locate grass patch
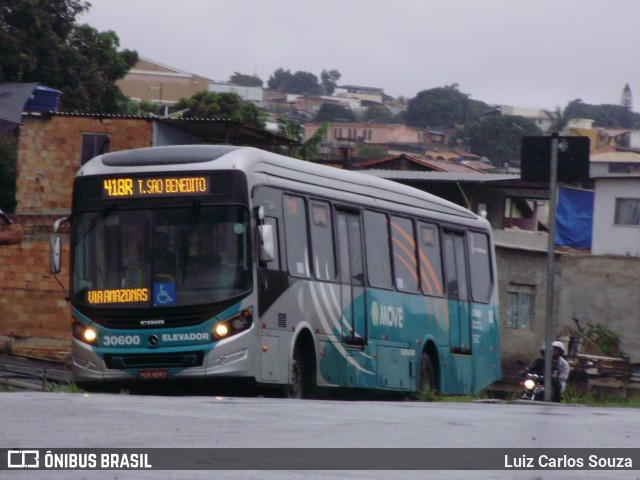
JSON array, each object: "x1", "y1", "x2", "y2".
[
  {"x1": 412, "y1": 385, "x2": 439, "y2": 402},
  {"x1": 43, "y1": 380, "x2": 84, "y2": 394},
  {"x1": 411, "y1": 388, "x2": 493, "y2": 403},
  {"x1": 562, "y1": 385, "x2": 640, "y2": 407}
]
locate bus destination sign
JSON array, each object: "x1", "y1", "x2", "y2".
[{"x1": 102, "y1": 176, "x2": 210, "y2": 198}]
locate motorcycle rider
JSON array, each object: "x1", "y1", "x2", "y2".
[{"x1": 524, "y1": 340, "x2": 570, "y2": 402}]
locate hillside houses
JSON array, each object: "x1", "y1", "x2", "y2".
[{"x1": 1, "y1": 58, "x2": 639, "y2": 373}]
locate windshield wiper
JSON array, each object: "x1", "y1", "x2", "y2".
[
  {"x1": 182, "y1": 200, "x2": 201, "y2": 281},
  {"x1": 73, "y1": 204, "x2": 117, "y2": 246}
]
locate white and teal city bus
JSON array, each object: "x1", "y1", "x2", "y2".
[{"x1": 51, "y1": 145, "x2": 500, "y2": 397}]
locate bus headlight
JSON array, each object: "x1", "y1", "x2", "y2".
[
  {"x1": 212, "y1": 308, "x2": 253, "y2": 341},
  {"x1": 72, "y1": 320, "x2": 98, "y2": 346},
  {"x1": 214, "y1": 323, "x2": 229, "y2": 339}
]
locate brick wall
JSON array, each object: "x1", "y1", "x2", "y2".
[
  {"x1": 1, "y1": 114, "x2": 153, "y2": 361},
  {"x1": 17, "y1": 115, "x2": 153, "y2": 214}
]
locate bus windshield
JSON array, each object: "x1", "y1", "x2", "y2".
[{"x1": 71, "y1": 204, "x2": 251, "y2": 308}]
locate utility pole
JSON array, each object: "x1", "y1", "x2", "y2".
[
  {"x1": 520, "y1": 132, "x2": 590, "y2": 403},
  {"x1": 543, "y1": 132, "x2": 559, "y2": 402}
]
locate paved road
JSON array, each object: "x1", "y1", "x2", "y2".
[{"x1": 1, "y1": 392, "x2": 639, "y2": 479}]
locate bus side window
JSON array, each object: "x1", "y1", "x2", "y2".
[
  {"x1": 469, "y1": 232, "x2": 493, "y2": 303},
  {"x1": 309, "y1": 201, "x2": 336, "y2": 281},
  {"x1": 363, "y1": 210, "x2": 393, "y2": 289},
  {"x1": 390, "y1": 216, "x2": 419, "y2": 293},
  {"x1": 264, "y1": 217, "x2": 281, "y2": 271},
  {"x1": 443, "y1": 232, "x2": 469, "y2": 301},
  {"x1": 283, "y1": 195, "x2": 311, "y2": 278},
  {"x1": 418, "y1": 222, "x2": 444, "y2": 297}
]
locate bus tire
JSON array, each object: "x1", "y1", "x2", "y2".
[
  {"x1": 285, "y1": 344, "x2": 315, "y2": 399},
  {"x1": 418, "y1": 353, "x2": 436, "y2": 394}
]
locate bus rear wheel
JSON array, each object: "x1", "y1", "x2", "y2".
[{"x1": 417, "y1": 353, "x2": 437, "y2": 399}]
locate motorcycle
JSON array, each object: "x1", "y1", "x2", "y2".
[{"x1": 519, "y1": 372, "x2": 545, "y2": 401}]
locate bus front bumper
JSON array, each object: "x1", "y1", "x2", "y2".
[{"x1": 71, "y1": 332, "x2": 254, "y2": 384}]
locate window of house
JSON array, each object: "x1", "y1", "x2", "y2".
[
  {"x1": 506, "y1": 284, "x2": 534, "y2": 329},
  {"x1": 614, "y1": 198, "x2": 640, "y2": 226},
  {"x1": 80, "y1": 133, "x2": 110, "y2": 165}
]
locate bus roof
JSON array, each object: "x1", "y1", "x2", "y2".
[{"x1": 82, "y1": 145, "x2": 482, "y2": 223}]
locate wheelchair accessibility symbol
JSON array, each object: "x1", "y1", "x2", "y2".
[{"x1": 153, "y1": 282, "x2": 176, "y2": 306}]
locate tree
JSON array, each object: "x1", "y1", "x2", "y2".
[
  {"x1": 0, "y1": 0, "x2": 137, "y2": 113},
  {"x1": 0, "y1": 0, "x2": 86, "y2": 83},
  {"x1": 268, "y1": 68, "x2": 293, "y2": 92},
  {"x1": 175, "y1": 91, "x2": 265, "y2": 128},
  {"x1": 314, "y1": 104, "x2": 357, "y2": 122},
  {"x1": 563, "y1": 98, "x2": 640, "y2": 129},
  {"x1": 363, "y1": 105, "x2": 394, "y2": 123},
  {"x1": 288, "y1": 71, "x2": 322, "y2": 95},
  {"x1": 229, "y1": 72, "x2": 263, "y2": 87},
  {"x1": 405, "y1": 84, "x2": 489, "y2": 129},
  {"x1": 267, "y1": 68, "x2": 323, "y2": 95},
  {"x1": 277, "y1": 119, "x2": 328, "y2": 160},
  {"x1": 543, "y1": 106, "x2": 571, "y2": 133},
  {"x1": 457, "y1": 115, "x2": 543, "y2": 167},
  {"x1": 62, "y1": 25, "x2": 138, "y2": 112},
  {"x1": 320, "y1": 69, "x2": 341, "y2": 95}
]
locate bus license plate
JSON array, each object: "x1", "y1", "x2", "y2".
[{"x1": 139, "y1": 369, "x2": 168, "y2": 380}]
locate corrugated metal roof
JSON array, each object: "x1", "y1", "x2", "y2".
[
  {"x1": 362, "y1": 170, "x2": 520, "y2": 183},
  {"x1": 493, "y1": 229, "x2": 576, "y2": 255},
  {"x1": 23, "y1": 112, "x2": 298, "y2": 147}
]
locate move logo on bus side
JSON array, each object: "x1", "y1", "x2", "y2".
[{"x1": 370, "y1": 301, "x2": 405, "y2": 328}]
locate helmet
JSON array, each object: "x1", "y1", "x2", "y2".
[
  {"x1": 540, "y1": 341, "x2": 566, "y2": 355},
  {"x1": 552, "y1": 341, "x2": 565, "y2": 355}
]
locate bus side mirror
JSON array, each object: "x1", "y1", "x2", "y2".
[
  {"x1": 53, "y1": 216, "x2": 68, "y2": 233},
  {"x1": 50, "y1": 216, "x2": 68, "y2": 274},
  {"x1": 258, "y1": 224, "x2": 275, "y2": 263},
  {"x1": 50, "y1": 236, "x2": 62, "y2": 274}
]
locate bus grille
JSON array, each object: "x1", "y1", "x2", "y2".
[
  {"x1": 104, "y1": 351, "x2": 204, "y2": 369},
  {"x1": 277, "y1": 313, "x2": 287, "y2": 329},
  {"x1": 98, "y1": 313, "x2": 209, "y2": 330}
]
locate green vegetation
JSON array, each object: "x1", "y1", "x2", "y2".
[
  {"x1": 229, "y1": 72, "x2": 263, "y2": 88},
  {"x1": 562, "y1": 385, "x2": 640, "y2": 407},
  {"x1": 582, "y1": 323, "x2": 629, "y2": 360},
  {"x1": 457, "y1": 115, "x2": 543, "y2": 167},
  {"x1": 412, "y1": 384, "x2": 640, "y2": 408},
  {"x1": 412, "y1": 385, "x2": 439, "y2": 402},
  {"x1": 43, "y1": 380, "x2": 83, "y2": 393},
  {"x1": 268, "y1": 68, "x2": 341, "y2": 95},
  {"x1": 1, "y1": 0, "x2": 138, "y2": 113},
  {"x1": 175, "y1": 91, "x2": 265, "y2": 128}
]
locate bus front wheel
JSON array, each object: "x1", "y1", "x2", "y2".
[{"x1": 285, "y1": 345, "x2": 314, "y2": 399}]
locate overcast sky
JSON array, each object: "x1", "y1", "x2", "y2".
[{"x1": 80, "y1": 0, "x2": 640, "y2": 111}]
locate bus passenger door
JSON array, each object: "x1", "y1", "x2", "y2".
[
  {"x1": 443, "y1": 231, "x2": 471, "y2": 354},
  {"x1": 336, "y1": 211, "x2": 367, "y2": 346}
]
